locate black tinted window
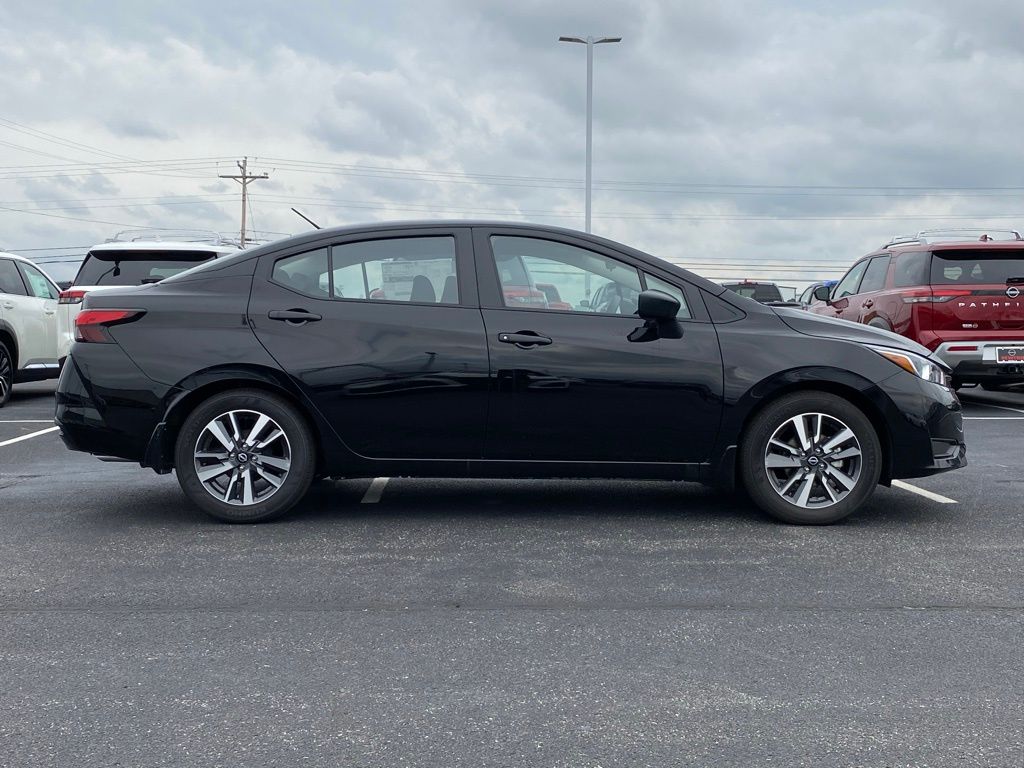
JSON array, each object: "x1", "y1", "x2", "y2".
[
  {"x1": 893, "y1": 251, "x2": 929, "y2": 288},
  {"x1": 858, "y1": 256, "x2": 890, "y2": 294},
  {"x1": 331, "y1": 237, "x2": 458, "y2": 304},
  {"x1": 271, "y1": 248, "x2": 330, "y2": 298},
  {"x1": 0, "y1": 259, "x2": 27, "y2": 296},
  {"x1": 75, "y1": 250, "x2": 218, "y2": 286},
  {"x1": 930, "y1": 249, "x2": 1024, "y2": 285},
  {"x1": 723, "y1": 283, "x2": 783, "y2": 302}
]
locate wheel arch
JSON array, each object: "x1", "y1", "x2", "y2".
[
  {"x1": 144, "y1": 365, "x2": 339, "y2": 474},
  {"x1": 723, "y1": 368, "x2": 895, "y2": 490},
  {"x1": 0, "y1": 321, "x2": 18, "y2": 369}
]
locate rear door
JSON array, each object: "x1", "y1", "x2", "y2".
[
  {"x1": 247, "y1": 227, "x2": 489, "y2": 461},
  {"x1": 16, "y1": 261, "x2": 61, "y2": 360},
  {"x1": 473, "y1": 227, "x2": 722, "y2": 465}
]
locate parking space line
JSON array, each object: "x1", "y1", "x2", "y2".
[
  {"x1": 0, "y1": 420, "x2": 55, "y2": 424},
  {"x1": 361, "y1": 477, "x2": 390, "y2": 504},
  {"x1": 0, "y1": 426, "x2": 60, "y2": 448},
  {"x1": 891, "y1": 479, "x2": 957, "y2": 504},
  {"x1": 964, "y1": 416, "x2": 1024, "y2": 420}
]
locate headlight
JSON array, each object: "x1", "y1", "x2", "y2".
[{"x1": 868, "y1": 345, "x2": 949, "y2": 387}]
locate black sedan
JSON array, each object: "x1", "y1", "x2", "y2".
[{"x1": 55, "y1": 222, "x2": 966, "y2": 524}]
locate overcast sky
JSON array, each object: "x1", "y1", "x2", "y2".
[{"x1": 2, "y1": 0, "x2": 1023, "y2": 285}]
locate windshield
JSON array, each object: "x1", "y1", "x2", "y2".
[
  {"x1": 930, "y1": 249, "x2": 1024, "y2": 285},
  {"x1": 74, "y1": 250, "x2": 219, "y2": 286},
  {"x1": 723, "y1": 283, "x2": 784, "y2": 302}
]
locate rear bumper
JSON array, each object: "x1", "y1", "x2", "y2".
[{"x1": 932, "y1": 340, "x2": 1024, "y2": 385}]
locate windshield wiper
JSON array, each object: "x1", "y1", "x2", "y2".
[{"x1": 1006, "y1": 276, "x2": 1024, "y2": 284}]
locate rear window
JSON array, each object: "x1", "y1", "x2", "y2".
[
  {"x1": 74, "y1": 250, "x2": 218, "y2": 287},
  {"x1": 930, "y1": 249, "x2": 1024, "y2": 285},
  {"x1": 723, "y1": 283, "x2": 783, "y2": 302}
]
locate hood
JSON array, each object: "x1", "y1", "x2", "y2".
[{"x1": 772, "y1": 307, "x2": 933, "y2": 357}]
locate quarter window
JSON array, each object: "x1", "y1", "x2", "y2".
[
  {"x1": 893, "y1": 251, "x2": 929, "y2": 288},
  {"x1": 18, "y1": 263, "x2": 59, "y2": 300},
  {"x1": 0, "y1": 259, "x2": 27, "y2": 296},
  {"x1": 272, "y1": 248, "x2": 330, "y2": 299},
  {"x1": 331, "y1": 237, "x2": 458, "y2": 304},
  {"x1": 644, "y1": 274, "x2": 692, "y2": 319},
  {"x1": 833, "y1": 260, "x2": 869, "y2": 299},
  {"x1": 490, "y1": 236, "x2": 642, "y2": 314}
]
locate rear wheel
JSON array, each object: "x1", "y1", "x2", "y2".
[
  {"x1": 174, "y1": 389, "x2": 316, "y2": 523},
  {"x1": 0, "y1": 341, "x2": 12, "y2": 408},
  {"x1": 739, "y1": 392, "x2": 882, "y2": 524}
]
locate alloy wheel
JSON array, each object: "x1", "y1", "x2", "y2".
[
  {"x1": 0, "y1": 347, "x2": 11, "y2": 402},
  {"x1": 763, "y1": 412, "x2": 863, "y2": 509},
  {"x1": 193, "y1": 409, "x2": 292, "y2": 506}
]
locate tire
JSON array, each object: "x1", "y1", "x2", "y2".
[
  {"x1": 173, "y1": 389, "x2": 316, "y2": 523},
  {"x1": 739, "y1": 392, "x2": 882, "y2": 525},
  {"x1": 866, "y1": 318, "x2": 892, "y2": 331},
  {"x1": 0, "y1": 341, "x2": 12, "y2": 408}
]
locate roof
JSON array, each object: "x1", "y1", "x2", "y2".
[
  {"x1": 0, "y1": 250, "x2": 31, "y2": 264},
  {"x1": 87, "y1": 241, "x2": 238, "y2": 254}
]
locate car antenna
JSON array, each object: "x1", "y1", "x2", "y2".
[{"x1": 291, "y1": 208, "x2": 321, "y2": 230}]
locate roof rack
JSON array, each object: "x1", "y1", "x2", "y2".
[
  {"x1": 106, "y1": 228, "x2": 227, "y2": 245},
  {"x1": 884, "y1": 228, "x2": 1024, "y2": 248}
]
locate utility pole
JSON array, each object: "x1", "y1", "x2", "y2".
[{"x1": 219, "y1": 157, "x2": 268, "y2": 248}]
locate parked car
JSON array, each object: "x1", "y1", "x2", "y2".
[
  {"x1": 0, "y1": 251, "x2": 64, "y2": 406},
  {"x1": 722, "y1": 280, "x2": 801, "y2": 307},
  {"x1": 798, "y1": 280, "x2": 837, "y2": 309},
  {"x1": 57, "y1": 231, "x2": 236, "y2": 361},
  {"x1": 810, "y1": 229, "x2": 1024, "y2": 390},
  {"x1": 56, "y1": 221, "x2": 965, "y2": 525}
]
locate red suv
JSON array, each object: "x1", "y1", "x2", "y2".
[{"x1": 810, "y1": 229, "x2": 1024, "y2": 390}]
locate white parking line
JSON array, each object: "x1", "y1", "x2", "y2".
[
  {"x1": 964, "y1": 416, "x2": 1024, "y2": 420},
  {"x1": 0, "y1": 420, "x2": 55, "y2": 424},
  {"x1": 0, "y1": 426, "x2": 60, "y2": 448},
  {"x1": 891, "y1": 479, "x2": 957, "y2": 504},
  {"x1": 361, "y1": 477, "x2": 390, "y2": 504}
]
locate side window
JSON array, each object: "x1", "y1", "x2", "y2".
[
  {"x1": 0, "y1": 259, "x2": 27, "y2": 296},
  {"x1": 331, "y1": 237, "x2": 458, "y2": 304},
  {"x1": 833, "y1": 260, "x2": 869, "y2": 300},
  {"x1": 893, "y1": 251, "x2": 929, "y2": 288},
  {"x1": 858, "y1": 256, "x2": 891, "y2": 295},
  {"x1": 490, "y1": 236, "x2": 642, "y2": 314},
  {"x1": 271, "y1": 248, "x2": 330, "y2": 299},
  {"x1": 18, "y1": 263, "x2": 59, "y2": 300},
  {"x1": 644, "y1": 274, "x2": 692, "y2": 319}
]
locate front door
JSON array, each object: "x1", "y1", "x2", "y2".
[
  {"x1": 827, "y1": 258, "x2": 870, "y2": 322},
  {"x1": 473, "y1": 229, "x2": 723, "y2": 465},
  {"x1": 247, "y1": 228, "x2": 489, "y2": 460}
]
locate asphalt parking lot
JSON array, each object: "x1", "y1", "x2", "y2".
[{"x1": 1, "y1": 382, "x2": 1022, "y2": 767}]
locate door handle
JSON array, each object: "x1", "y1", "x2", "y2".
[
  {"x1": 268, "y1": 309, "x2": 323, "y2": 324},
  {"x1": 44, "y1": 309, "x2": 56, "y2": 315},
  {"x1": 863, "y1": 299, "x2": 874, "y2": 308},
  {"x1": 498, "y1": 331, "x2": 552, "y2": 348},
  {"x1": 2, "y1": 301, "x2": 13, "y2": 310}
]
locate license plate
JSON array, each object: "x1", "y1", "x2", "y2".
[{"x1": 996, "y1": 346, "x2": 1024, "y2": 363}]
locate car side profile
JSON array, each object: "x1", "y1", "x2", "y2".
[
  {"x1": 0, "y1": 251, "x2": 65, "y2": 406},
  {"x1": 56, "y1": 222, "x2": 966, "y2": 524},
  {"x1": 810, "y1": 229, "x2": 1024, "y2": 390}
]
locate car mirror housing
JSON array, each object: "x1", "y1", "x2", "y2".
[
  {"x1": 812, "y1": 285, "x2": 832, "y2": 303},
  {"x1": 637, "y1": 289, "x2": 680, "y2": 321}
]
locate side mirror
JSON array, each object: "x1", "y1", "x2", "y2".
[
  {"x1": 578, "y1": 299, "x2": 590, "y2": 309},
  {"x1": 812, "y1": 285, "x2": 832, "y2": 303},
  {"x1": 637, "y1": 289, "x2": 680, "y2": 321}
]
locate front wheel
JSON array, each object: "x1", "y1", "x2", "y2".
[
  {"x1": 174, "y1": 389, "x2": 316, "y2": 523},
  {"x1": 739, "y1": 392, "x2": 882, "y2": 524}
]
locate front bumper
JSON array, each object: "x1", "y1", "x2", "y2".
[
  {"x1": 933, "y1": 340, "x2": 1024, "y2": 386},
  {"x1": 878, "y1": 370, "x2": 967, "y2": 479}
]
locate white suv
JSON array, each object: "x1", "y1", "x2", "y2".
[
  {"x1": 58, "y1": 232, "x2": 237, "y2": 346},
  {"x1": 0, "y1": 251, "x2": 65, "y2": 407}
]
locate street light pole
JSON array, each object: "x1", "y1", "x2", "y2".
[{"x1": 559, "y1": 35, "x2": 621, "y2": 233}]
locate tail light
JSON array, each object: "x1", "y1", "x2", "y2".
[
  {"x1": 59, "y1": 288, "x2": 88, "y2": 305},
  {"x1": 74, "y1": 309, "x2": 145, "y2": 343},
  {"x1": 900, "y1": 289, "x2": 972, "y2": 304}
]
